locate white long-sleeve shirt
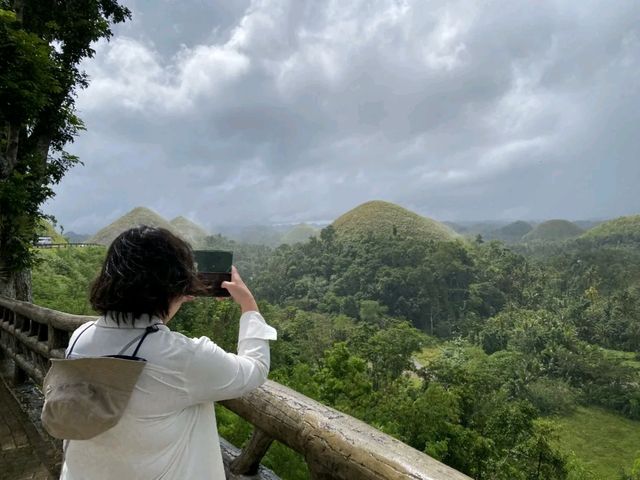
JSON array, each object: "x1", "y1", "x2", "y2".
[{"x1": 60, "y1": 310, "x2": 277, "y2": 480}]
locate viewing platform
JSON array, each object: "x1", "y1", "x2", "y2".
[{"x1": 0, "y1": 295, "x2": 471, "y2": 480}]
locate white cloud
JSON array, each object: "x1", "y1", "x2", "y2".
[
  {"x1": 46, "y1": 0, "x2": 640, "y2": 231},
  {"x1": 81, "y1": 35, "x2": 250, "y2": 114}
]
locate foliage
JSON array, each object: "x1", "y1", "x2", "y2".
[
  {"x1": 581, "y1": 215, "x2": 640, "y2": 247},
  {"x1": 30, "y1": 212, "x2": 640, "y2": 479},
  {"x1": 0, "y1": 0, "x2": 130, "y2": 276},
  {"x1": 254, "y1": 229, "x2": 478, "y2": 336},
  {"x1": 31, "y1": 246, "x2": 105, "y2": 314}
]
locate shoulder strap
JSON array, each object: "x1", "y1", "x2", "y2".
[
  {"x1": 117, "y1": 324, "x2": 162, "y2": 357},
  {"x1": 67, "y1": 321, "x2": 162, "y2": 358},
  {"x1": 66, "y1": 322, "x2": 97, "y2": 358}
]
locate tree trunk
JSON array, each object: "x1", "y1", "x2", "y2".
[{"x1": 0, "y1": 268, "x2": 32, "y2": 302}]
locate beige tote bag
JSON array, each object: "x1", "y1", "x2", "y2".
[{"x1": 41, "y1": 322, "x2": 160, "y2": 440}]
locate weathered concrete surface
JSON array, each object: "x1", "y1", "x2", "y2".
[{"x1": 0, "y1": 374, "x2": 58, "y2": 480}]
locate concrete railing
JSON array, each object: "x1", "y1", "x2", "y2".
[{"x1": 0, "y1": 296, "x2": 471, "y2": 480}]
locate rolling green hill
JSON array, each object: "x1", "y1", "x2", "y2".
[
  {"x1": 580, "y1": 215, "x2": 640, "y2": 246},
  {"x1": 88, "y1": 207, "x2": 178, "y2": 246},
  {"x1": 487, "y1": 220, "x2": 533, "y2": 243},
  {"x1": 522, "y1": 219, "x2": 584, "y2": 242},
  {"x1": 280, "y1": 224, "x2": 319, "y2": 245},
  {"x1": 170, "y1": 216, "x2": 209, "y2": 248},
  {"x1": 332, "y1": 200, "x2": 458, "y2": 242}
]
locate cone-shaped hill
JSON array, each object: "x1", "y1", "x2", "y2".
[
  {"x1": 332, "y1": 200, "x2": 458, "y2": 242},
  {"x1": 522, "y1": 219, "x2": 584, "y2": 242},
  {"x1": 580, "y1": 215, "x2": 640, "y2": 245},
  {"x1": 89, "y1": 207, "x2": 178, "y2": 246},
  {"x1": 280, "y1": 224, "x2": 319, "y2": 245},
  {"x1": 170, "y1": 216, "x2": 209, "y2": 248}
]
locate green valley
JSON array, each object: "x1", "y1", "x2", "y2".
[{"x1": 29, "y1": 201, "x2": 640, "y2": 480}]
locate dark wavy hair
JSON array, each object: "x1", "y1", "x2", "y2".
[{"x1": 89, "y1": 226, "x2": 206, "y2": 323}]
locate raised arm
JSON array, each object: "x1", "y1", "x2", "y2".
[{"x1": 184, "y1": 266, "x2": 277, "y2": 403}]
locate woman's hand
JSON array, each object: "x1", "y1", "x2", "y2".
[{"x1": 221, "y1": 265, "x2": 259, "y2": 313}]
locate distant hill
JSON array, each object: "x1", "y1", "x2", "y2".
[
  {"x1": 445, "y1": 221, "x2": 507, "y2": 238},
  {"x1": 170, "y1": 216, "x2": 209, "y2": 248},
  {"x1": 280, "y1": 224, "x2": 319, "y2": 245},
  {"x1": 580, "y1": 215, "x2": 640, "y2": 246},
  {"x1": 523, "y1": 220, "x2": 584, "y2": 242},
  {"x1": 574, "y1": 220, "x2": 604, "y2": 231},
  {"x1": 88, "y1": 207, "x2": 178, "y2": 246},
  {"x1": 332, "y1": 200, "x2": 458, "y2": 242},
  {"x1": 486, "y1": 221, "x2": 533, "y2": 243},
  {"x1": 64, "y1": 231, "x2": 91, "y2": 243},
  {"x1": 214, "y1": 225, "x2": 289, "y2": 246}
]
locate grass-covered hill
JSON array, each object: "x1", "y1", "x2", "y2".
[
  {"x1": 580, "y1": 215, "x2": 640, "y2": 246},
  {"x1": 522, "y1": 219, "x2": 584, "y2": 242},
  {"x1": 332, "y1": 200, "x2": 458, "y2": 242},
  {"x1": 170, "y1": 216, "x2": 209, "y2": 248},
  {"x1": 88, "y1": 207, "x2": 178, "y2": 246},
  {"x1": 486, "y1": 220, "x2": 533, "y2": 243},
  {"x1": 280, "y1": 223, "x2": 319, "y2": 245}
]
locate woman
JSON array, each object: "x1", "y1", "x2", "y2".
[{"x1": 60, "y1": 225, "x2": 277, "y2": 479}]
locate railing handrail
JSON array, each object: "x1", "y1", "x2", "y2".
[
  {"x1": 0, "y1": 295, "x2": 471, "y2": 480},
  {"x1": 34, "y1": 242, "x2": 101, "y2": 248}
]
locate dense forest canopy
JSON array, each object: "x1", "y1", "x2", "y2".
[{"x1": 32, "y1": 206, "x2": 640, "y2": 480}]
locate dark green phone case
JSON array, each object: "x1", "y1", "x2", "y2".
[{"x1": 193, "y1": 250, "x2": 233, "y2": 297}]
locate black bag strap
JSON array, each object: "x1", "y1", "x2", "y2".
[
  {"x1": 66, "y1": 322, "x2": 96, "y2": 358},
  {"x1": 119, "y1": 324, "x2": 161, "y2": 358},
  {"x1": 66, "y1": 321, "x2": 162, "y2": 359}
]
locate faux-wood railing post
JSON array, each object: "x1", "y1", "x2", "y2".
[
  {"x1": 13, "y1": 313, "x2": 27, "y2": 385},
  {"x1": 47, "y1": 324, "x2": 67, "y2": 353},
  {"x1": 308, "y1": 464, "x2": 334, "y2": 480},
  {"x1": 13, "y1": 362, "x2": 27, "y2": 385},
  {"x1": 230, "y1": 428, "x2": 274, "y2": 475}
]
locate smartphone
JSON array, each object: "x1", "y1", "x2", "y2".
[{"x1": 193, "y1": 250, "x2": 233, "y2": 297}]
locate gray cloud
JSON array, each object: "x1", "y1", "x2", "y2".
[{"x1": 44, "y1": 0, "x2": 640, "y2": 233}]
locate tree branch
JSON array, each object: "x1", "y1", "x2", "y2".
[{"x1": 0, "y1": 124, "x2": 21, "y2": 179}]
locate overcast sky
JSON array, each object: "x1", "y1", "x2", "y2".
[{"x1": 44, "y1": 0, "x2": 640, "y2": 234}]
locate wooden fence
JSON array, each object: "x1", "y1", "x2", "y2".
[{"x1": 0, "y1": 295, "x2": 471, "y2": 480}]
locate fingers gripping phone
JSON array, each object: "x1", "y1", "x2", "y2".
[{"x1": 193, "y1": 250, "x2": 233, "y2": 297}]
